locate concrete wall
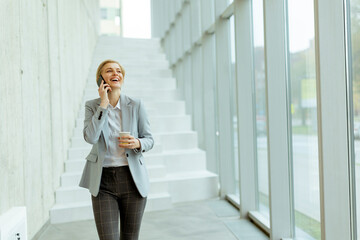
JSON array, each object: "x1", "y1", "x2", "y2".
[{"x1": 0, "y1": 0, "x2": 99, "y2": 238}]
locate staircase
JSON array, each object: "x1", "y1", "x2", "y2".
[{"x1": 50, "y1": 37, "x2": 219, "y2": 224}]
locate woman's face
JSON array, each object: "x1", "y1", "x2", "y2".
[{"x1": 101, "y1": 62, "x2": 124, "y2": 89}]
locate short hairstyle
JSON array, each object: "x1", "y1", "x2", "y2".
[{"x1": 96, "y1": 59, "x2": 125, "y2": 85}]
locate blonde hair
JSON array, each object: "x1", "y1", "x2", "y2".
[{"x1": 96, "y1": 59, "x2": 125, "y2": 84}]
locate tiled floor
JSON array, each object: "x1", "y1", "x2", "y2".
[{"x1": 37, "y1": 199, "x2": 268, "y2": 240}]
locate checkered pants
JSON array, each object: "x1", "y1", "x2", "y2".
[{"x1": 91, "y1": 166, "x2": 147, "y2": 240}]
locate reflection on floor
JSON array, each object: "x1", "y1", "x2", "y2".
[{"x1": 37, "y1": 199, "x2": 268, "y2": 240}]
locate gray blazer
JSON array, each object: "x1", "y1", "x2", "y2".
[{"x1": 79, "y1": 94, "x2": 154, "y2": 197}]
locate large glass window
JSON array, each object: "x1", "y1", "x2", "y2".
[
  {"x1": 287, "y1": 0, "x2": 321, "y2": 239},
  {"x1": 100, "y1": 8, "x2": 108, "y2": 19},
  {"x1": 349, "y1": 0, "x2": 360, "y2": 237},
  {"x1": 252, "y1": 0, "x2": 269, "y2": 218}
]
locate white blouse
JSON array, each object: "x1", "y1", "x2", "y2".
[{"x1": 101, "y1": 98, "x2": 128, "y2": 167}]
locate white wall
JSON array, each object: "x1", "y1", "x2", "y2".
[{"x1": 0, "y1": 0, "x2": 99, "y2": 238}]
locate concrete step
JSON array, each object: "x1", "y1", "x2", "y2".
[
  {"x1": 83, "y1": 88, "x2": 179, "y2": 101},
  {"x1": 95, "y1": 44, "x2": 163, "y2": 51},
  {"x1": 94, "y1": 44, "x2": 163, "y2": 52},
  {"x1": 73, "y1": 115, "x2": 192, "y2": 135},
  {"x1": 87, "y1": 67, "x2": 172, "y2": 77},
  {"x1": 50, "y1": 201, "x2": 93, "y2": 224},
  {"x1": 89, "y1": 62, "x2": 170, "y2": 72},
  {"x1": 145, "y1": 149, "x2": 207, "y2": 173},
  {"x1": 92, "y1": 52, "x2": 164, "y2": 61},
  {"x1": 67, "y1": 146, "x2": 91, "y2": 159},
  {"x1": 60, "y1": 171, "x2": 169, "y2": 192},
  {"x1": 65, "y1": 152, "x2": 167, "y2": 175},
  {"x1": 90, "y1": 59, "x2": 169, "y2": 69},
  {"x1": 70, "y1": 133, "x2": 164, "y2": 153},
  {"x1": 95, "y1": 41, "x2": 163, "y2": 48},
  {"x1": 56, "y1": 165, "x2": 166, "y2": 204},
  {"x1": 121, "y1": 91, "x2": 181, "y2": 102},
  {"x1": 77, "y1": 101, "x2": 186, "y2": 119},
  {"x1": 65, "y1": 149, "x2": 205, "y2": 173},
  {"x1": 94, "y1": 52, "x2": 164, "y2": 57},
  {"x1": 88, "y1": 73, "x2": 173, "y2": 81},
  {"x1": 120, "y1": 60, "x2": 168, "y2": 65},
  {"x1": 85, "y1": 77, "x2": 176, "y2": 90},
  {"x1": 96, "y1": 40, "x2": 162, "y2": 49},
  {"x1": 166, "y1": 171, "x2": 219, "y2": 203},
  {"x1": 55, "y1": 186, "x2": 90, "y2": 204},
  {"x1": 82, "y1": 89, "x2": 181, "y2": 102},
  {"x1": 97, "y1": 36, "x2": 161, "y2": 44},
  {"x1": 92, "y1": 55, "x2": 167, "y2": 62},
  {"x1": 153, "y1": 131, "x2": 198, "y2": 151},
  {"x1": 124, "y1": 70, "x2": 172, "y2": 78},
  {"x1": 149, "y1": 115, "x2": 192, "y2": 133},
  {"x1": 56, "y1": 170, "x2": 217, "y2": 206},
  {"x1": 70, "y1": 131, "x2": 198, "y2": 156},
  {"x1": 144, "y1": 101, "x2": 186, "y2": 116},
  {"x1": 50, "y1": 192, "x2": 172, "y2": 224},
  {"x1": 82, "y1": 94, "x2": 181, "y2": 103}
]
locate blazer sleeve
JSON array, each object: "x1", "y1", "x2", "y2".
[
  {"x1": 135, "y1": 100, "x2": 154, "y2": 153},
  {"x1": 83, "y1": 101, "x2": 108, "y2": 145}
]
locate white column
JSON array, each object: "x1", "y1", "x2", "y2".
[
  {"x1": 202, "y1": 33, "x2": 219, "y2": 173},
  {"x1": 234, "y1": 0, "x2": 257, "y2": 218},
  {"x1": 263, "y1": 0, "x2": 293, "y2": 238},
  {"x1": 192, "y1": 45, "x2": 205, "y2": 149},
  {"x1": 214, "y1": 6, "x2": 235, "y2": 196},
  {"x1": 314, "y1": 0, "x2": 353, "y2": 239}
]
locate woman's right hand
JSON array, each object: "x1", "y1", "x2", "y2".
[{"x1": 98, "y1": 80, "x2": 111, "y2": 108}]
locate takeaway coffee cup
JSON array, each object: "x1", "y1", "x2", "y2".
[{"x1": 119, "y1": 132, "x2": 130, "y2": 144}]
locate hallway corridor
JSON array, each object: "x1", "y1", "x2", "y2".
[{"x1": 3, "y1": 0, "x2": 358, "y2": 239}]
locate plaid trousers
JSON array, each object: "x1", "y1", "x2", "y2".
[{"x1": 91, "y1": 166, "x2": 147, "y2": 240}]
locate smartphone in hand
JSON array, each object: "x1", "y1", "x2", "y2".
[
  {"x1": 97, "y1": 75, "x2": 104, "y2": 87},
  {"x1": 97, "y1": 75, "x2": 110, "y2": 92}
]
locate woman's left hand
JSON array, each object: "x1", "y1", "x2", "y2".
[{"x1": 118, "y1": 135, "x2": 141, "y2": 149}]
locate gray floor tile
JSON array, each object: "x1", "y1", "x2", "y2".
[
  {"x1": 224, "y1": 219, "x2": 269, "y2": 240},
  {"x1": 37, "y1": 221, "x2": 98, "y2": 240},
  {"x1": 206, "y1": 199, "x2": 240, "y2": 218},
  {"x1": 37, "y1": 199, "x2": 268, "y2": 240}
]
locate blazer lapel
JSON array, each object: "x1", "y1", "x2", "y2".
[
  {"x1": 120, "y1": 94, "x2": 133, "y2": 133},
  {"x1": 95, "y1": 98, "x2": 109, "y2": 149}
]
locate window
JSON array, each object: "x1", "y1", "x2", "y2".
[
  {"x1": 100, "y1": 8, "x2": 107, "y2": 19},
  {"x1": 349, "y1": 0, "x2": 360, "y2": 236},
  {"x1": 287, "y1": 0, "x2": 321, "y2": 239},
  {"x1": 252, "y1": 0, "x2": 269, "y2": 218}
]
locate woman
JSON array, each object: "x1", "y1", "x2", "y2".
[{"x1": 79, "y1": 59, "x2": 154, "y2": 240}]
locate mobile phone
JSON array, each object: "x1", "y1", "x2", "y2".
[
  {"x1": 97, "y1": 75, "x2": 110, "y2": 92},
  {"x1": 97, "y1": 75, "x2": 104, "y2": 87}
]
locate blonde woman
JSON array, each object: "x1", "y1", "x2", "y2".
[{"x1": 79, "y1": 59, "x2": 154, "y2": 240}]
